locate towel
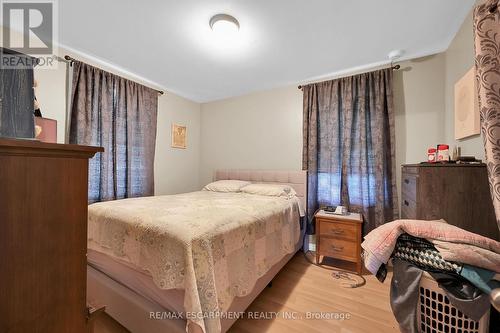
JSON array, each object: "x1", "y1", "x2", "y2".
[
  {"x1": 432, "y1": 240, "x2": 500, "y2": 273},
  {"x1": 361, "y1": 219, "x2": 500, "y2": 275}
]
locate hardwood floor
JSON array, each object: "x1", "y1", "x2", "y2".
[{"x1": 94, "y1": 253, "x2": 399, "y2": 333}]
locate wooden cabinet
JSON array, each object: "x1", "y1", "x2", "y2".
[
  {"x1": 0, "y1": 139, "x2": 102, "y2": 333},
  {"x1": 315, "y1": 211, "x2": 363, "y2": 274},
  {"x1": 401, "y1": 164, "x2": 499, "y2": 241}
]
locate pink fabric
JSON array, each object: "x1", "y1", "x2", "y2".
[
  {"x1": 432, "y1": 240, "x2": 500, "y2": 273},
  {"x1": 361, "y1": 219, "x2": 500, "y2": 275}
]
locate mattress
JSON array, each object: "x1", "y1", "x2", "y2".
[
  {"x1": 88, "y1": 249, "x2": 186, "y2": 313},
  {"x1": 88, "y1": 236, "x2": 303, "y2": 333},
  {"x1": 88, "y1": 190, "x2": 303, "y2": 333}
]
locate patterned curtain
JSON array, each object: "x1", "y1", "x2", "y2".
[
  {"x1": 303, "y1": 68, "x2": 398, "y2": 235},
  {"x1": 474, "y1": 0, "x2": 500, "y2": 232},
  {"x1": 69, "y1": 61, "x2": 158, "y2": 203}
]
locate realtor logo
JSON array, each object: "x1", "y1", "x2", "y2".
[{"x1": 1, "y1": 0, "x2": 58, "y2": 68}]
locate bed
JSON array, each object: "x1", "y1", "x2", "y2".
[{"x1": 87, "y1": 169, "x2": 307, "y2": 333}]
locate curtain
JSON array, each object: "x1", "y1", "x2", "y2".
[
  {"x1": 474, "y1": 0, "x2": 500, "y2": 232},
  {"x1": 303, "y1": 68, "x2": 398, "y2": 235},
  {"x1": 0, "y1": 50, "x2": 35, "y2": 139},
  {"x1": 69, "y1": 61, "x2": 158, "y2": 203}
]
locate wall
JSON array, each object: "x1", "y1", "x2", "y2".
[
  {"x1": 32, "y1": 56, "x2": 446, "y2": 198},
  {"x1": 31, "y1": 47, "x2": 201, "y2": 196},
  {"x1": 199, "y1": 10, "x2": 481, "y2": 205},
  {"x1": 34, "y1": 65, "x2": 68, "y2": 143},
  {"x1": 444, "y1": 11, "x2": 484, "y2": 159},
  {"x1": 5, "y1": 9, "x2": 481, "y2": 199},
  {"x1": 393, "y1": 54, "x2": 446, "y2": 199},
  {"x1": 199, "y1": 55, "x2": 448, "y2": 195},
  {"x1": 155, "y1": 93, "x2": 201, "y2": 195},
  {"x1": 199, "y1": 86, "x2": 303, "y2": 185}
]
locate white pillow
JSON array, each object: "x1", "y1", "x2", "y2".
[
  {"x1": 241, "y1": 183, "x2": 297, "y2": 198},
  {"x1": 203, "y1": 180, "x2": 251, "y2": 192}
]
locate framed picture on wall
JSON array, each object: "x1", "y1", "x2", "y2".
[
  {"x1": 454, "y1": 67, "x2": 480, "y2": 140},
  {"x1": 171, "y1": 123, "x2": 187, "y2": 149}
]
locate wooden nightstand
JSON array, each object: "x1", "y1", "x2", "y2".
[{"x1": 315, "y1": 210, "x2": 363, "y2": 274}]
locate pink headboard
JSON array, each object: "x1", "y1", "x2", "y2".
[{"x1": 214, "y1": 169, "x2": 307, "y2": 211}]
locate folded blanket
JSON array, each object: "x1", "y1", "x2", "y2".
[
  {"x1": 432, "y1": 240, "x2": 500, "y2": 273},
  {"x1": 361, "y1": 219, "x2": 500, "y2": 275},
  {"x1": 393, "y1": 234, "x2": 461, "y2": 273}
]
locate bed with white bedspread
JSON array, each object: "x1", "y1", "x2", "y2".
[{"x1": 87, "y1": 170, "x2": 307, "y2": 333}]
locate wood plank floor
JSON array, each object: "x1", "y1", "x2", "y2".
[{"x1": 94, "y1": 253, "x2": 399, "y2": 333}]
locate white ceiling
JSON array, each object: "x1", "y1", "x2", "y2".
[{"x1": 59, "y1": 0, "x2": 475, "y2": 102}]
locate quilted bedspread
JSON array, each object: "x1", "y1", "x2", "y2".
[{"x1": 87, "y1": 191, "x2": 302, "y2": 333}]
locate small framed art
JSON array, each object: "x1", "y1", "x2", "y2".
[
  {"x1": 171, "y1": 123, "x2": 187, "y2": 149},
  {"x1": 454, "y1": 67, "x2": 480, "y2": 140}
]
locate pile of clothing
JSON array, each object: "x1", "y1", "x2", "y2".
[{"x1": 361, "y1": 219, "x2": 500, "y2": 333}]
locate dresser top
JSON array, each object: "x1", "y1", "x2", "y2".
[
  {"x1": 0, "y1": 138, "x2": 103, "y2": 158},
  {"x1": 402, "y1": 163, "x2": 485, "y2": 167},
  {"x1": 315, "y1": 210, "x2": 363, "y2": 223}
]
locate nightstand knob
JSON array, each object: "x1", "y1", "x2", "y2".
[{"x1": 331, "y1": 245, "x2": 344, "y2": 252}]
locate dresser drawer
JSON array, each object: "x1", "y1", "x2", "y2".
[
  {"x1": 318, "y1": 219, "x2": 357, "y2": 241},
  {"x1": 318, "y1": 237, "x2": 358, "y2": 261},
  {"x1": 402, "y1": 173, "x2": 418, "y2": 202},
  {"x1": 401, "y1": 197, "x2": 417, "y2": 219},
  {"x1": 402, "y1": 166, "x2": 419, "y2": 175}
]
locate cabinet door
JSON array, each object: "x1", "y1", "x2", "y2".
[
  {"x1": 0, "y1": 51, "x2": 35, "y2": 139},
  {"x1": 0, "y1": 152, "x2": 89, "y2": 332}
]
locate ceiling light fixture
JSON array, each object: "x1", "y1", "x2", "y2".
[{"x1": 209, "y1": 14, "x2": 240, "y2": 40}]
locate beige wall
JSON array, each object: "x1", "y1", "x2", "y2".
[
  {"x1": 31, "y1": 48, "x2": 201, "y2": 196},
  {"x1": 444, "y1": 11, "x2": 484, "y2": 159},
  {"x1": 199, "y1": 56, "x2": 449, "y2": 194},
  {"x1": 199, "y1": 86, "x2": 303, "y2": 186},
  {"x1": 34, "y1": 65, "x2": 68, "y2": 143},
  {"x1": 393, "y1": 54, "x2": 446, "y2": 199},
  {"x1": 199, "y1": 11, "x2": 481, "y2": 204},
  {"x1": 5, "y1": 9, "x2": 481, "y2": 199},
  {"x1": 155, "y1": 93, "x2": 201, "y2": 195},
  {"x1": 198, "y1": 54, "x2": 449, "y2": 178}
]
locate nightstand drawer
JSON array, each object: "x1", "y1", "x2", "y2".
[
  {"x1": 318, "y1": 219, "x2": 357, "y2": 241},
  {"x1": 319, "y1": 238, "x2": 357, "y2": 261}
]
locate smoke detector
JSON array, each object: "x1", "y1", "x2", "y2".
[{"x1": 388, "y1": 49, "x2": 404, "y2": 61}]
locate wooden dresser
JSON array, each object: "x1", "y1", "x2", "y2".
[
  {"x1": 401, "y1": 164, "x2": 499, "y2": 241},
  {"x1": 315, "y1": 211, "x2": 363, "y2": 274},
  {"x1": 0, "y1": 139, "x2": 102, "y2": 333}
]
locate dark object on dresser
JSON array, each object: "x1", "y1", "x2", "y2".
[
  {"x1": 401, "y1": 164, "x2": 499, "y2": 241},
  {"x1": 0, "y1": 139, "x2": 103, "y2": 333},
  {"x1": 0, "y1": 48, "x2": 36, "y2": 139}
]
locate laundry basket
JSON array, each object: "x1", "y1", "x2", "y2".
[{"x1": 417, "y1": 273, "x2": 490, "y2": 333}]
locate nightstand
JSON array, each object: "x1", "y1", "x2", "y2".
[{"x1": 315, "y1": 210, "x2": 363, "y2": 274}]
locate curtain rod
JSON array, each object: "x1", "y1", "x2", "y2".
[
  {"x1": 63, "y1": 55, "x2": 164, "y2": 95},
  {"x1": 297, "y1": 64, "x2": 401, "y2": 90}
]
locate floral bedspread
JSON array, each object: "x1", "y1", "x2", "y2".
[{"x1": 88, "y1": 191, "x2": 302, "y2": 333}]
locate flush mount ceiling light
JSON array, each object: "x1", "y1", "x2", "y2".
[{"x1": 209, "y1": 14, "x2": 240, "y2": 40}]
